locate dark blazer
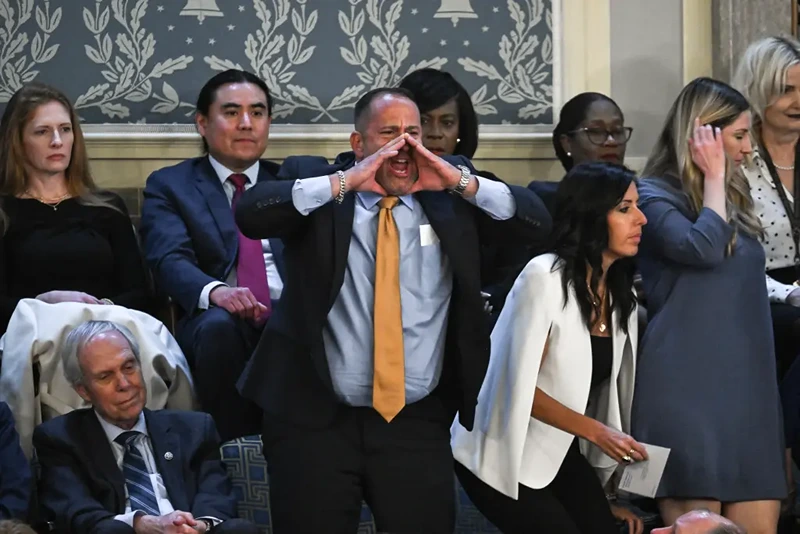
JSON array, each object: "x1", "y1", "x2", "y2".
[
  {"x1": 0, "y1": 402, "x2": 30, "y2": 521},
  {"x1": 140, "y1": 157, "x2": 286, "y2": 316},
  {"x1": 236, "y1": 151, "x2": 552, "y2": 431},
  {"x1": 527, "y1": 179, "x2": 559, "y2": 215},
  {"x1": 33, "y1": 408, "x2": 236, "y2": 534}
]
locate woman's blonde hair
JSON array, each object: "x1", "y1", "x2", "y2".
[
  {"x1": 0, "y1": 83, "x2": 118, "y2": 233},
  {"x1": 732, "y1": 35, "x2": 800, "y2": 131},
  {"x1": 642, "y1": 77, "x2": 763, "y2": 247}
]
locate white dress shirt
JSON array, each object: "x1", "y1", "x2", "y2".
[
  {"x1": 98, "y1": 411, "x2": 220, "y2": 527},
  {"x1": 98, "y1": 412, "x2": 174, "y2": 526},
  {"x1": 197, "y1": 155, "x2": 284, "y2": 309},
  {"x1": 742, "y1": 150, "x2": 798, "y2": 302}
]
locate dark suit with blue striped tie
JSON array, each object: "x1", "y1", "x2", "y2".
[{"x1": 32, "y1": 408, "x2": 255, "y2": 534}]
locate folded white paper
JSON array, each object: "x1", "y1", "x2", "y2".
[
  {"x1": 419, "y1": 224, "x2": 440, "y2": 247},
  {"x1": 618, "y1": 443, "x2": 671, "y2": 498}
]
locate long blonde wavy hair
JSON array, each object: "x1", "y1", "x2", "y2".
[
  {"x1": 0, "y1": 83, "x2": 118, "y2": 233},
  {"x1": 642, "y1": 77, "x2": 763, "y2": 249}
]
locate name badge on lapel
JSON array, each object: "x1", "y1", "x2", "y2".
[{"x1": 419, "y1": 224, "x2": 440, "y2": 247}]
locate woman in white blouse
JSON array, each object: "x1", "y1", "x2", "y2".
[
  {"x1": 733, "y1": 36, "x2": 800, "y2": 504},
  {"x1": 451, "y1": 162, "x2": 648, "y2": 534},
  {"x1": 734, "y1": 35, "x2": 800, "y2": 379}
]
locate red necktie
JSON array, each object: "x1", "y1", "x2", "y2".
[{"x1": 228, "y1": 174, "x2": 271, "y2": 316}]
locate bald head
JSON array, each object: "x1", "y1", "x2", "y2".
[
  {"x1": 651, "y1": 510, "x2": 746, "y2": 534},
  {"x1": 353, "y1": 87, "x2": 416, "y2": 134}
]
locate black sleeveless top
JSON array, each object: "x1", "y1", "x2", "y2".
[{"x1": 590, "y1": 335, "x2": 613, "y2": 390}]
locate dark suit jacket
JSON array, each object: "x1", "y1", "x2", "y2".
[
  {"x1": 140, "y1": 156, "x2": 286, "y2": 317},
  {"x1": 481, "y1": 180, "x2": 561, "y2": 323},
  {"x1": 527, "y1": 179, "x2": 559, "y2": 215},
  {"x1": 33, "y1": 408, "x2": 236, "y2": 534},
  {"x1": 0, "y1": 402, "x2": 30, "y2": 521},
  {"x1": 235, "y1": 151, "x2": 552, "y2": 431}
]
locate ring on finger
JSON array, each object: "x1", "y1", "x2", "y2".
[{"x1": 622, "y1": 455, "x2": 633, "y2": 463}]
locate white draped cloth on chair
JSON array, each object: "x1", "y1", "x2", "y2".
[{"x1": 0, "y1": 299, "x2": 198, "y2": 457}]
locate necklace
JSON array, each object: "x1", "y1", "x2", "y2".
[
  {"x1": 24, "y1": 190, "x2": 71, "y2": 211},
  {"x1": 588, "y1": 283, "x2": 608, "y2": 333},
  {"x1": 774, "y1": 163, "x2": 795, "y2": 171}
]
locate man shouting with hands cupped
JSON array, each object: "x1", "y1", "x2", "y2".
[{"x1": 234, "y1": 87, "x2": 552, "y2": 534}]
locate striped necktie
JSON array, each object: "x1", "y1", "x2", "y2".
[{"x1": 115, "y1": 431, "x2": 160, "y2": 516}]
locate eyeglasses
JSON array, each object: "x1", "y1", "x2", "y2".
[{"x1": 568, "y1": 126, "x2": 633, "y2": 146}]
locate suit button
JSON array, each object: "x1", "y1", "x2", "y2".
[{"x1": 256, "y1": 202, "x2": 265, "y2": 209}]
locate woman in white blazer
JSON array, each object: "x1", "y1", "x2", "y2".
[{"x1": 452, "y1": 161, "x2": 648, "y2": 534}]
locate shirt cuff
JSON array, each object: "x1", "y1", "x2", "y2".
[
  {"x1": 114, "y1": 510, "x2": 141, "y2": 527},
  {"x1": 769, "y1": 281, "x2": 796, "y2": 303},
  {"x1": 291, "y1": 176, "x2": 335, "y2": 215},
  {"x1": 197, "y1": 516, "x2": 223, "y2": 527},
  {"x1": 198, "y1": 281, "x2": 227, "y2": 310},
  {"x1": 464, "y1": 176, "x2": 517, "y2": 220}
]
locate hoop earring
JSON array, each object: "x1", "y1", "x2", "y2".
[
  {"x1": 457, "y1": 138, "x2": 461, "y2": 143},
  {"x1": 567, "y1": 151, "x2": 572, "y2": 156}
]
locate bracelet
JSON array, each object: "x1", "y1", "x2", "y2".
[{"x1": 334, "y1": 170, "x2": 346, "y2": 204}]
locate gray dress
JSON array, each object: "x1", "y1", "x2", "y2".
[{"x1": 631, "y1": 176, "x2": 785, "y2": 501}]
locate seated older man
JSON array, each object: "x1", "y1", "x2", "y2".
[
  {"x1": 33, "y1": 321, "x2": 256, "y2": 534},
  {"x1": 652, "y1": 510, "x2": 747, "y2": 534}
]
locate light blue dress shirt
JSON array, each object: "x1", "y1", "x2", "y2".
[{"x1": 292, "y1": 175, "x2": 516, "y2": 406}]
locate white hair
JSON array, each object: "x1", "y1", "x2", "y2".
[
  {"x1": 732, "y1": 35, "x2": 800, "y2": 127},
  {"x1": 61, "y1": 321, "x2": 141, "y2": 387}
]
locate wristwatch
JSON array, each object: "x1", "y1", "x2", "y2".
[
  {"x1": 450, "y1": 165, "x2": 472, "y2": 197},
  {"x1": 199, "y1": 518, "x2": 214, "y2": 532}
]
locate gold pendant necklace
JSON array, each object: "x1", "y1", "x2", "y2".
[
  {"x1": 25, "y1": 190, "x2": 71, "y2": 211},
  {"x1": 589, "y1": 283, "x2": 608, "y2": 333}
]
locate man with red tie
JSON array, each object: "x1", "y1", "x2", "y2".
[{"x1": 140, "y1": 69, "x2": 284, "y2": 441}]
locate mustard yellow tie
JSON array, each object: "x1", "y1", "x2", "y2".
[{"x1": 373, "y1": 196, "x2": 405, "y2": 422}]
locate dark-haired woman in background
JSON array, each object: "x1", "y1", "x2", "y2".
[
  {"x1": 632, "y1": 78, "x2": 784, "y2": 533},
  {"x1": 399, "y1": 68, "x2": 526, "y2": 319},
  {"x1": 452, "y1": 162, "x2": 648, "y2": 534},
  {"x1": 0, "y1": 83, "x2": 149, "y2": 335},
  {"x1": 398, "y1": 68, "x2": 478, "y2": 159},
  {"x1": 529, "y1": 92, "x2": 632, "y2": 212}
]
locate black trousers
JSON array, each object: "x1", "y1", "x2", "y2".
[
  {"x1": 261, "y1": 404, "x2": 455, "y2": 534},
  {"x1": 767, "y1": 267, "x2": 800, "y2": 379},
  {"x1": 455, "y1": 440, "x2": 618, "y2": 534},
  {"x1": 178, "y1": 307, "x2": 263, "y2": 442}
]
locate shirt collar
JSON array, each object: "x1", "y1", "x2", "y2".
[
  {"x1": 356, "y1": 191, "x2": 414, "y2": 211},
  {"x1": 208, "y1": 155, "x2": 260, "y2": 187},
  {"x1": 95, "y1": 410, "x2": 148, "y2": 444}
]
